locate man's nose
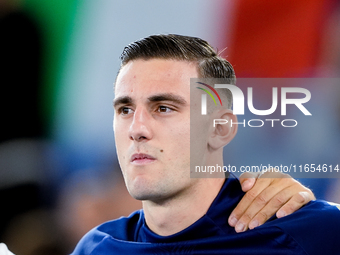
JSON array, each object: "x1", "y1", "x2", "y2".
[{"x1": 128, "y1": 107, "x2": 152, "y2": 142}]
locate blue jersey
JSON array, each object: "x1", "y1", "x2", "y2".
[{"x1": 71, "y1": 178, "x2": 340, "y2": 254}]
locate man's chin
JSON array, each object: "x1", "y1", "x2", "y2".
[
  {"x1": 126, "y1": 183, "x2": 154, "y2": 201},
  {"x1": 130, "y1": 192, "x2": 158, "y2": 201},
  {"x1": 127, "y1": 187, "x2": 164, "y2": 202}
]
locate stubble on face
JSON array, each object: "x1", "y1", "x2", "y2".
[{"x1": 113, "y1": 59, "x2": 200, "y2": 203}]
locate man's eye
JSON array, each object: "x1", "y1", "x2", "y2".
[
  {"x1": 158, "y1": 106, "x2": 172, "y2": 113},
  {"x1": 119, "y1": 107, "x2": 133, "y2": 115}
]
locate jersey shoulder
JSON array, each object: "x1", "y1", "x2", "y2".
[
  {"x1": 70, "y1": 210, "x2": 142, "y2": 255},
  {"x1": 262, "y1": 200, "x2": 340, "y2": 255}
]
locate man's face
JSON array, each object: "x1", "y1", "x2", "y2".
[{"x1": 114, "y1": 59, "x2": 201, "y2": 202}]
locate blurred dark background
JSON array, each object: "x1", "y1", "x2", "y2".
[{"x1": 0, "y1": 0, "x2": 339, "y2": 254}]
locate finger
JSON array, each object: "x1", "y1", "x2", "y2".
[
  {"x1": 239, "y1": 172, "x2": 261, "y2": 192},
  {"x1": 276, "y1": 191, "x2": 314, "y2": 218},
  {"x1": 233, "y1": 176, "x2": 294, "y2": 232},
  {"x1": 240, "y1": 169, "x2": 285, "y2": 192},
  {"x1": 234, "y1": 183, "x2": 282, "y2": 232},
  {"x1": 229, "y1": 177, "x2": 272, "y2": 228},
  {"x1": 247, "y1": 186, "x2": 293, "y2": 230},
  {"x1": 249, "y1": 186, "x2": 313, "y2": 230},
  {"x1": 232, "y1": 172, "x2": 315, "y2": 233}
]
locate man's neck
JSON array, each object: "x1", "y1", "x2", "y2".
[{"x1": 142, "y1": 178, "x2": 225, "y2": 236}]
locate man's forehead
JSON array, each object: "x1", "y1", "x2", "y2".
[{"x1": 115, "y1": 59, "x2": 197, "y2": 97}]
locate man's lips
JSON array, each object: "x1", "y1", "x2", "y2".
[{"x1": 131, "y1": 153, "x2": 156, "y2": 164}]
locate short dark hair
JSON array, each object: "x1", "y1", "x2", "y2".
[{"x1": 118, "y1": 34, "x2": 235, "y2": 108}]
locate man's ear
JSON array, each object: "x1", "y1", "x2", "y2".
[{"x1": 208, "y1": 109, "x2": 238, "y2": 150}]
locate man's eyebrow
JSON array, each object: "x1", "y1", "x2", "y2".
[
  {"x1": 148, "y1": 93, "x2": 187, "y2": 105},
  {"x1": 113, "y1": 96, "x2": 133, "y2": 107}
]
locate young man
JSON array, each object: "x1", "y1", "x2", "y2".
[{"x1": 71, "y1": 34, "x2": 339, "y2": 254}]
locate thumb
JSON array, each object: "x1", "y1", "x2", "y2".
[{"x1": 239, "y1": 172, "x2": 260, "y2": 192}]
